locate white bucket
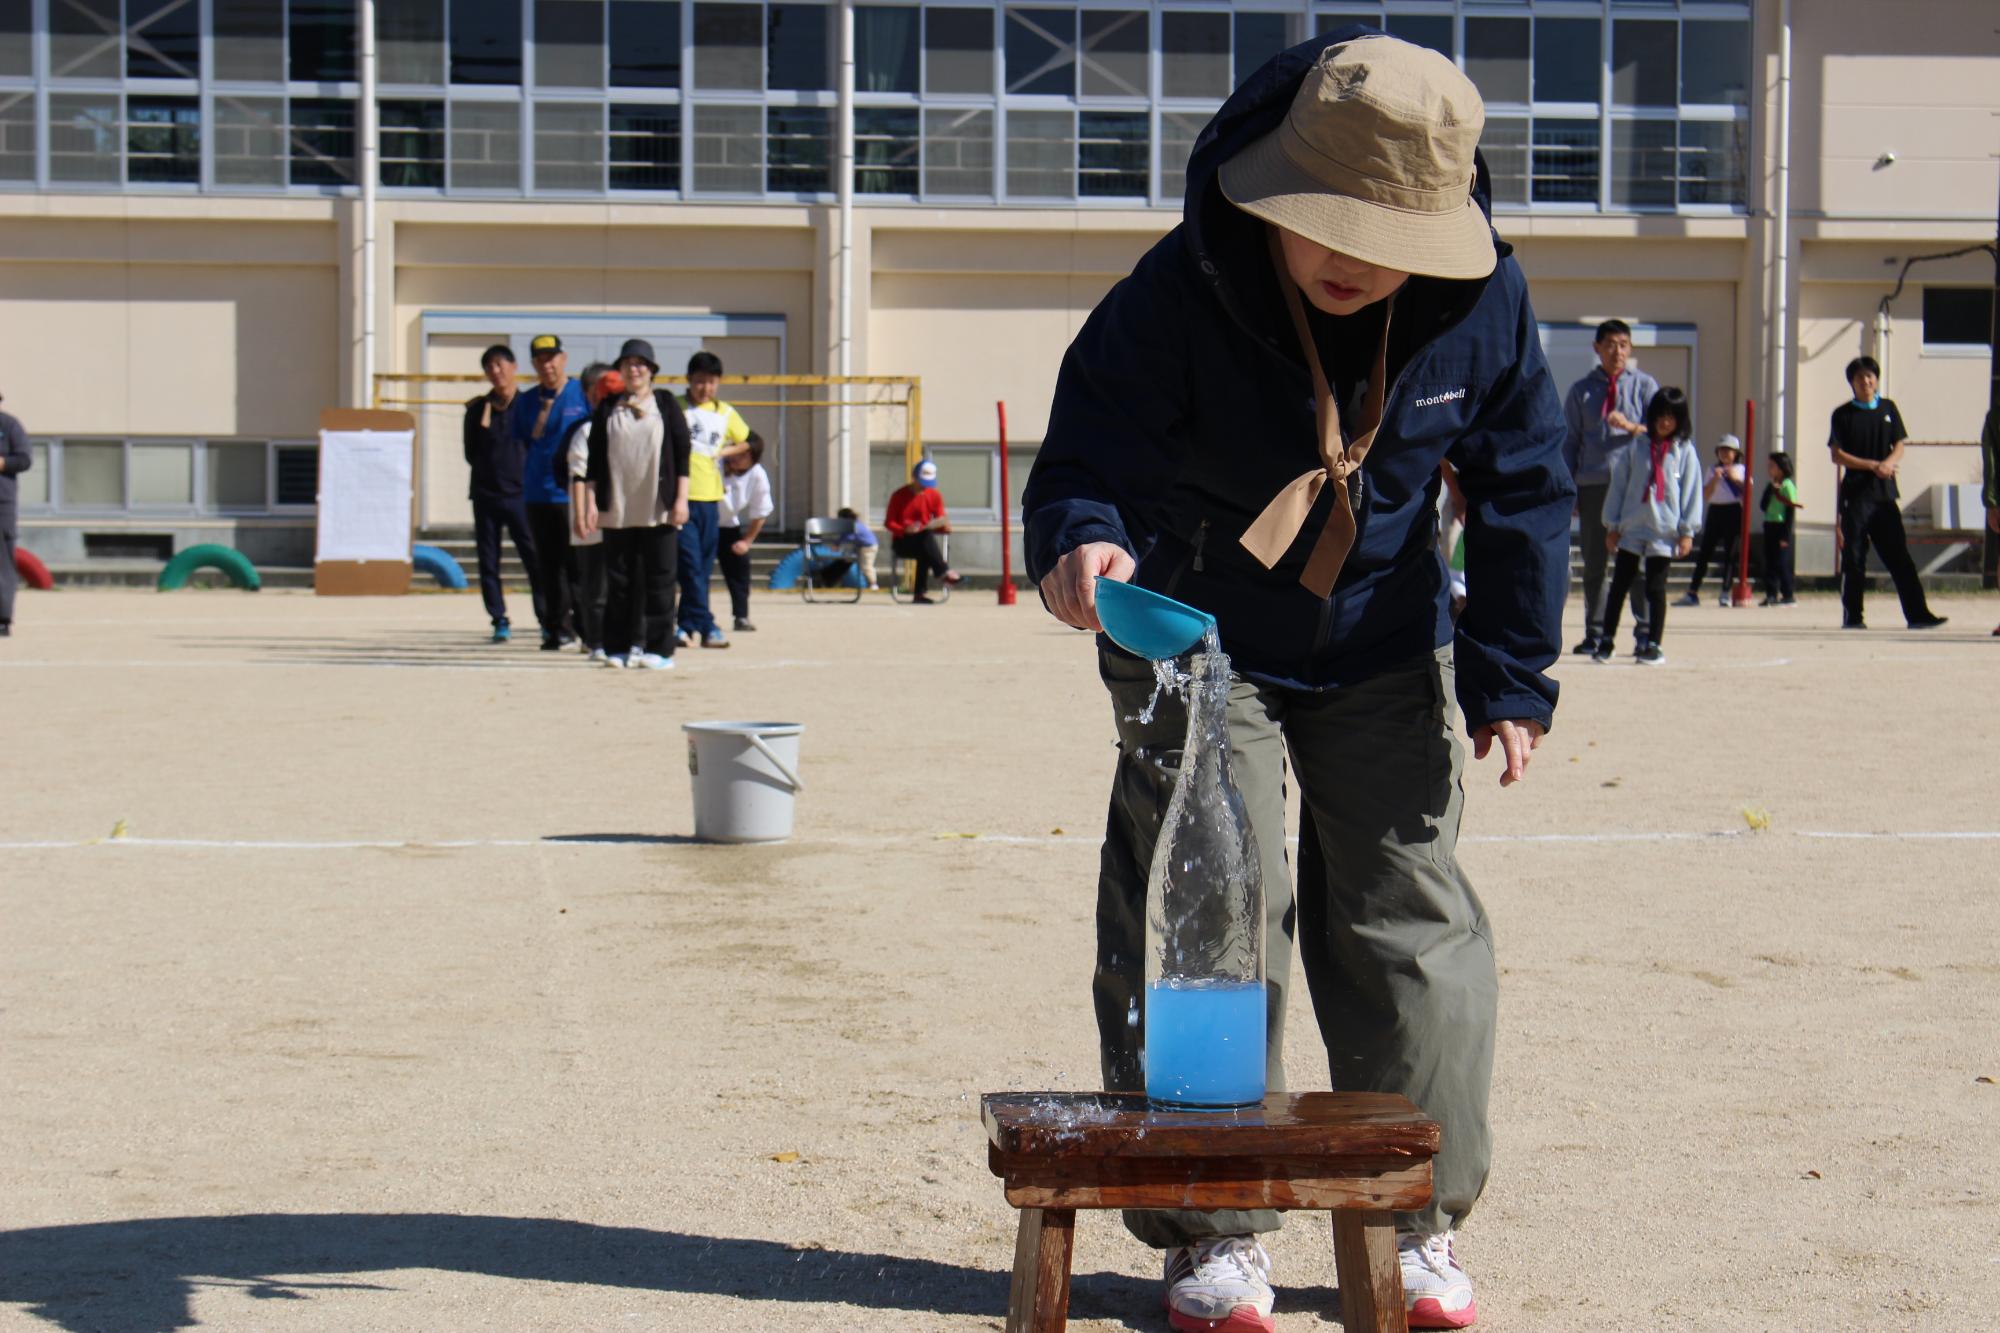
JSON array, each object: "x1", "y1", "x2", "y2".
[{"x1": 682, "y1": 721, "x2": 805, "y2": 843}]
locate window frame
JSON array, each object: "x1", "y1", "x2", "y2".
[{"x1": 0, "y1": 0, "x2": 1750, "y2": 213}]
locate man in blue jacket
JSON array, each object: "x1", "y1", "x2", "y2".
[
  {"x1": 514, "y1": 334, "x2": 591, "y2": 650},
  {"x1": 1025, "y1": 34, "x2": 1571, "y2": 1333}
]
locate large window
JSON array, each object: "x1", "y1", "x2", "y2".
[{"x1": 0, "y1": 1, "x2": 1747, "y2": 211}]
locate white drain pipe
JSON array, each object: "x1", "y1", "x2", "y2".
[
  {"x1": 836, "y1": 0, "x2": 855, "y2": 511},
  {"x1": 359, "y1": 0, "x2": 378, "y2": 404},
  {"x1": 1770, "y1": 0, "x2": 1792, "y2": 456}
]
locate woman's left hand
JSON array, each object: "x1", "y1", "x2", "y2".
[{"x1": 1471, "y1": 719, "x2": 1545, "y2": 788}]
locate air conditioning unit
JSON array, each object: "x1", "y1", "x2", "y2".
[{"x1": 1925, "y1": 483, "x2": 1989, "y2": 532}]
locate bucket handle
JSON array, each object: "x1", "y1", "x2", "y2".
[{"x1": 744, "y1": 733, "x2": 804, "y2": 793}]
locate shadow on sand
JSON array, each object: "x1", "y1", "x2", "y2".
[{"x1": 0, "y1": 1213, "x2": 1337, "y2": 1331}]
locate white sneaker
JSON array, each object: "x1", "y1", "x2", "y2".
[
  {"x1": 632, "y1": 652, "x2": 674, "y2": 671},
  {"x1": 602, "y1": 652, "x2": 628, "y2": 669},
  {"x1": 587, "y1": 647, "x2": 606, "y2": 662},
  {"x1": 1163, "y1": 1235, "x2": 1275, "y2": 1333},
  {"x1": 1400, "y1": 1231, "x2": 1477, "y2": 1330}
]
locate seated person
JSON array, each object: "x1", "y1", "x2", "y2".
[
  {"x1": 884, "y1": 459, "x2": 964, "y2": 603},
  {"x1": 836, "y1": 505, "x2": 880, "y2": 589}
]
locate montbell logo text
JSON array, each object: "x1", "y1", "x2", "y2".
[{"x1": 1415, "y1": 388, "x2": 1467, "y2": 408}]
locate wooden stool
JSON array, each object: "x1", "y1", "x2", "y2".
[{"x1": 983, "y1": 1091, "x2": 1439, "y2": 1333}]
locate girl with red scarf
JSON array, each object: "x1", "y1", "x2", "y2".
[{"x1": 1594, "y1": 386, "x2": 1703, "y2": 665}]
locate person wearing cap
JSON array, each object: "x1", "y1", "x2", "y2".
[
  {"x1": 1677, "y1": 433, "x2": 1746, "y2": 608},
  {"x1": 676, "y1": 350, "x2": 753, "y2": 648},
  {"x1": 0, "y1": 392, "x2": 32, "y2": 638},
  {"x1": 1024, "y1": 31, "x2": 1572, "y2": 1332},
  {"x1": 1563, "y1": 321, "x2": 1659, "y2": 656},
  {"x1": 581, "y1": 339, "x2": 692, "y2": 669},
  {"x1": 462, "y1": 344, "x2": 545, "y2": 643},
  {"x1": 513, "y1": 334, "x2": 591, "y2": 650},
  {"x1": 884, "y1": 459, "x2": 963, "y2": 603}
]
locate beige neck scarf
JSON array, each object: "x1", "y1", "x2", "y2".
[{"x1": 1238, "y1": 231, "x2": 1391, "y2": 600}]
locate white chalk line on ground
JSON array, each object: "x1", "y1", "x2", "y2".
[
  {"x1": 0, "y1": 657, "x2": 841, "y2": 674},
  {"x1": 6, "y1": 829, "x2": 1999, "y2": 853}
]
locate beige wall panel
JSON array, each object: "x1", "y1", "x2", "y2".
[
  {"x1": 0, "y1": 265, "x2": 134, "y2": 434},
  {"x1": 1515, "y1": 277, "x2": 1742, "y2": 452},
  {"x1": 872, "y1": 227, "x2": 1159, "y2": 278},
  {"x1": 868, "y1": 271, "x2": 1119, "y2": 445},
  {"x1": 1817, "y1": 102, "x2": 1998, "y2": 220},
  {"x1": 0, "y1": 218, "x2": 333, "y2": 267},
  {"x1": 0, "y1": 262, "x2": 336, "y2": 440},
  {"x1": 1797, "y1": 280, "x2": 1991, "y2": 518},
  {"x1": 392, "y1": 223, "x2": 814, "y2": 273},
  {"x1": 1509, "y1": 239, "x2": 1745, "y2": 284},
  {"x1": 1791, "y1": 0, "x2": 1999, "y2": 219}
]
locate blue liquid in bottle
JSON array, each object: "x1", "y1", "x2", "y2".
[{"x1": 1144, "y1": 978, "x2": 1266, "y2": 1108}]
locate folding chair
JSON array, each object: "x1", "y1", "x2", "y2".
[{"x1": 800, "y1": 516, "x2": 864, "y2": 604}]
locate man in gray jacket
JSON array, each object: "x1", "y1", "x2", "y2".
[
  {"x1": 0, "y1": 394, "x2": 31, "y2": 637},
  {"x1": 1562, "y1": 320, "x2": 1657, "y2": 655}
]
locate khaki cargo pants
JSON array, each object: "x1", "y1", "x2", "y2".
[{"x1": 1094, "y1": 644, "x2": 1495, "y2": 1245}]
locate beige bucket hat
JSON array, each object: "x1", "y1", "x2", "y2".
[{"x1": 1219, "y1": 36, "x2": 1496, "y2": 281}]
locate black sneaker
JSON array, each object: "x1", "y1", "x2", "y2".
[
  {"x1": 539, "y1": 634, "x2": 563, "y2": 651},
  {"x1": 1637, "y1": 643, "x2": 1666, "y2": 666},
  {"x1": 1590, "y1": 643, "x2": 1613, "y2": 664},
  {"x1": 733, "y1": 617, "x2": 757, "y2": 633},
  {"x1": 1908, "y1": 614, "x2": 1948, "y2": 630},
  {"x1": 1673, "y1": 592, "x2": 1699, "y2": 607},
  {"x1": 0, "y1": 624, "x2": 10, "y2": 637},
  {"x1": 1572, "y1": 637, "x2": 1601, "y2": 656},
  {"x1": 1842, "y1": 619, "x2": 1867, "y2": 630}
]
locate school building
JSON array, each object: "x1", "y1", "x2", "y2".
[{"x1": 1, "y1": 0, "x2": 1994, "y2": 577}]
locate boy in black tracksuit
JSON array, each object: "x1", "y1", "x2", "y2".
[
  {"x1": 1828, "y1": 355, "x2": 1945, "y2": 630},
  {"x1": 1025, "y1": 32, "x2": 1570, "y2": 1333}
]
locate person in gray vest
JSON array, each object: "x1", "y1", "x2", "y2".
[
  {"x1": 1562, "y1": 320, "x2": 1658, "y2": 656},
  {"x1": 0, "y1": 394, "x2": 31, "y2": 637}
]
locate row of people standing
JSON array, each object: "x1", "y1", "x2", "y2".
[
  {"x1": 463, "y1": 337, "x2": 772, "y2": 668},
  {"x1": 1563, "y1": 325, "x2": 1948, "y2": 659}
]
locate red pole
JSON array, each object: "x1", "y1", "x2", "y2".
[
  {"x1": 996, "y1": 401, "x2": 1018, "y2": 606},
  {"x1": 1733, "y1": 398, "x2": 1757, "y2": 604}
]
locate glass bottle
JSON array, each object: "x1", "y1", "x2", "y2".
[{"x1": 1143, "y1": 645, "x2": 1266, "y2": 1108}]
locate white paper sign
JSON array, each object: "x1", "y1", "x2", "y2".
[{"x1": 315, "y1": 429, "x2": 414, "y2": 563}]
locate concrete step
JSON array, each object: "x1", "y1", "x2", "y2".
[{"x1": 47, "y1": 561, "x2": 317, "y2": 590}]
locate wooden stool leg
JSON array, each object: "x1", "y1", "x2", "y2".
[
  {"x1": 1005, "y1": 1207, "x2": 1076, "y2": 1333},
  {"x1": 1332, "y1": 1209, "x2": 1406, "y2": 1333}
]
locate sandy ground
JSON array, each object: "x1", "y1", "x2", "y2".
[{"x1": 1, "y1": 585, "x2": 1997, "y2": 1332}]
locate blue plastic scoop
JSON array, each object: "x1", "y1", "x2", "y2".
[{"x1": 1094, "y1": 577, "x2": 1217, "y2": 661}]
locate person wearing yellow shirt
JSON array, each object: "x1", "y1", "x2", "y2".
[{"x1": 676, "y1": 350, "x2": 752, "y2": 648}]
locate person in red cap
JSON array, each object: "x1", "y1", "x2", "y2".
[
  {"x1": 883, "y1": 458, "x2": 963, "y2": 603},
  {"x1": 1026, "y1": 30, "x2": 1574, "y2": 1332}
]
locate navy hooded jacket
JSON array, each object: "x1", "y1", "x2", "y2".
[{"x1": 1022, "y1": 29, "x2": 1573, "y2": 735}]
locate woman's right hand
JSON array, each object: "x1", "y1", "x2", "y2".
[{"x1": 1039, "y1": 542, "x2": 1136, "y2": 632}]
